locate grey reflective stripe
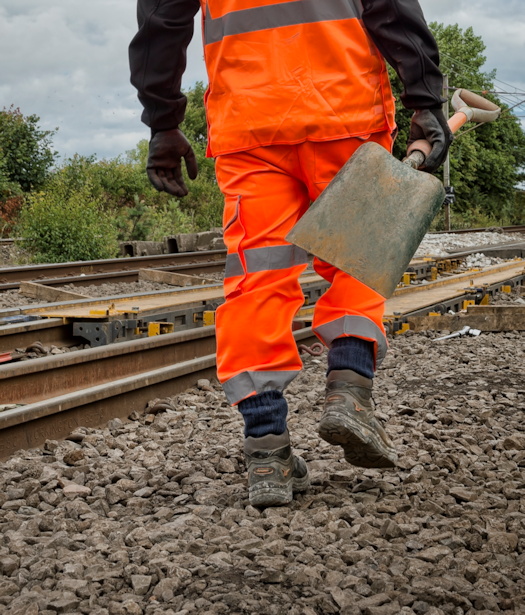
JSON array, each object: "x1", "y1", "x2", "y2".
[
  {"x1": 225, "y1": 252, "x2": 244, "y2": 278},
  {"x1": 245, "y1": 245, "x2": 308, "y2": 273},
  {"x1": 205, "y1": 0, "x2": 362, "y2": 45},
  {"x1": 314, "y1": 315, "x2": 388, "y2": 365},
  {"x1": 222, "y1": 370, "x2": 300, "y2": 405},
  {"x1": 224, "y1": 244, "x2": 308, "y2": 279}
]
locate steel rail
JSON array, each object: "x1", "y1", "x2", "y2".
[
  {"x1": 0, "y1": 327, "x2": 319, "y2": 460},
  {"x1": 2, "y1": 260, "x2": 525, "y2": 354},
  {"x1": 445, "y1": 241, "x2": 525, "y2": 259},
  {"x1": 2, "y1": 228, "x2": 525, "y2": 290},
  {"x1": 1, "y1": 263, "x2": 524, "y2": 458},
  {"x1": 0, "y1": 261, "x2": 227, "y2": 292},
  {"x1": 0, "y1": 275, "x2": 325, "y2": 354},
  {"x1": 433, "y1": 225, "x2": 525, "y2": 235},
  {"x1": 0, "y1": 250, "x2": 227, "y2": 288}
]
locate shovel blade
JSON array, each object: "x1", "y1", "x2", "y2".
[{"x1": 287, "y1": 141, "x2": 446, "y2": 298}]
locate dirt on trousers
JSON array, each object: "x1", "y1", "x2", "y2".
[{"x1": 0, "y1": 325, "x2": 524, "y2": 615}]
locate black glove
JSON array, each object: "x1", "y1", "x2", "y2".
[
  {"x1": 147, "y1": 128, "x2": 198, "y2": 197},
  {"x1": 408, "y1": 108, "x2": 454, "y2": 173}
]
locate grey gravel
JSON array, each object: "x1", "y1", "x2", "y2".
[
  {"x1": 415, "y1": 231, "x2": 525, "y2": 257},
  {"x1": 1, "y1": 234, "x2": 524, "y2": 613},
  {"x1": 0, "y1": 325, "x2": 524, "y2": 614}
]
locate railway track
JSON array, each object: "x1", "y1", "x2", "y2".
[
  {"x1": 0, "y1": 275, "x2": 327, "y2": 354},
  {"x1": 1, "y1": 231, "x2": 524, "y2": 459},
  {"x1": 1, "y1": 260, "x2": 524, "y2": 355},
  {"x1": 1, "y1": 240, "x2": 523, "y2": 295},
  {"x1": 0, "y1": 250, "x2": 227, "y2": 291},
  {"x1": 1, "y1": 226, "x2": 525, "y2": 292},
  {"x1": 0, "y1": 262, "x2": 525, "y2": 457},
  {"x1": 0, "y1": 326, "x2": 319, "y2": 460},
  {"x1": 433, "y1": 224, "x2": 525, "y2": 234}
]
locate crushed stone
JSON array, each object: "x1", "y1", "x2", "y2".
[
  {"x1": 0, "y1": 330, "x2": 524, "y2": 614},
  {"x1": 415, "y1": 231, "x2": 525, "y2": 258}
]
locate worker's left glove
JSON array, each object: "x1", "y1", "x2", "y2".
[
  {"x1": 408, "y1": 108, "x2": 454, "y2": 173},
  {"x1": 147, "y1": 128, "x2": 198, "y2": 197}
]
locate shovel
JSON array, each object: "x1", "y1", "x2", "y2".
[{"x1": 286, "y1": 89, "x2": 501, "y2": 298}]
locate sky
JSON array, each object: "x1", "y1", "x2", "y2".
[{"x1": 1, "y1": 0, "x2": 524, "y2": 163}]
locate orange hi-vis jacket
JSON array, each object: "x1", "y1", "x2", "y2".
[
  {"x1": 200, "y1": 0, "x2": 396, "y2": 157},
  {"x1": 130, "y1": 0, "x2": 445, "y2": 148}
]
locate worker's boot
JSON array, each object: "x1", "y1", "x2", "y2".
[
  {"x1": 318, "y1": 369, "x2": 397, "y2": 468},
  {"x1": 244, "y1": 431, "x2": 310, "y2": 507}
]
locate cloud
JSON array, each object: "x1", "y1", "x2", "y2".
[
  {"x1": 419, "y1": 0, "x2": 525, "y2": 92},
  {"x1": 0, "y1": 0, "x2": 206, "y2": 161}
]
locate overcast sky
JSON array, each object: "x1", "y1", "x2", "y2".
[{"x1": 1, "y1": 0, "x2": 524, "y2": 163}]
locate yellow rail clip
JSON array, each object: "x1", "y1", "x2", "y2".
[{"x1": 148, "y1": 322, "x2": 174, "y2": 336}]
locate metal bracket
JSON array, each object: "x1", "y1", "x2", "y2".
[{"x1": 73, "y1": 319, "x2": 136, "y2": 347}]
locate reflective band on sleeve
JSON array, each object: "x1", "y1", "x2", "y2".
[
  {"x1": 205, "y1": 0, "x2": 362, "y2": 45},
  {"x1": 222, "y1": 369, "x2": 300, "y2": 405},
  {"x1": 225, "y1": 252, "x2": 244, "y2": 278},
  {"x1": 314, "y1": 315, "x2": 388, "y2": 365}
]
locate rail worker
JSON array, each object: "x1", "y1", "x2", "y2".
[{"x1": 129, "y1": 0, "x2": 453, "y2": 507}]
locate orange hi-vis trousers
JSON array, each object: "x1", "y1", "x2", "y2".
[{"x1": 215, "y1": 133, "x2": 393, "y2": 406}]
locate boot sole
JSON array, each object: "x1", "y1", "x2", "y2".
[
  {"x1": 319, "y1": 411, "x2": 397, "y2": 469},
  {"x1": 249, "y1": 474, "x2": 310, "y2": 507}
]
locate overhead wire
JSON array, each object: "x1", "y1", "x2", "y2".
[{"x1": 438, "y1": 49, "x2": 525, "y2": 115}]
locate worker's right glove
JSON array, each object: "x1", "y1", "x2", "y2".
[
  {"x1": 408, "y1": 108, "x2": 454, "y2": 173},
  {"x1": 147, "y1": 128, "x2": 198, "y2": 197}
]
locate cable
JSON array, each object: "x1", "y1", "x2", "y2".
[
  {"x1": 439, "y1": 50, "x2": 525, "y2": 100},
  {"x1": 445, "y1": 88, "x2": 525, "y2": 96}
]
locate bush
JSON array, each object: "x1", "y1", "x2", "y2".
[
  {"x1": 114, "y1": 196, "x2": 195, "y2": 242},
  {"x1": 16, "y1": 178, "x2": 119, "y2": 263}
]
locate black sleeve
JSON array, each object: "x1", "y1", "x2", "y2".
[
  {"x1": 129, "y1": 0, "x2": 201, "y2": 132},
  {"x1": 361, "y1": 0, "x2": 446, "y2": 110}
]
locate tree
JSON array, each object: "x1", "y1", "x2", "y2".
[
  {"x1": 0, "y1": 106, "x2": 57, "y2": 193},
  {"x1": 389, "y1": 24, "x2": 525, "y2": 226},
  {"x1": 178, "y1": 82, "x2": 224, "y2": 229}
]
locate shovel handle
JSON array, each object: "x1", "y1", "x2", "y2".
[{"x1": 404, "y1": 88, "x2": 501, "y2": 169}]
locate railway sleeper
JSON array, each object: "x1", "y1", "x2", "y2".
[{"x1": 385, "y1": 274, "x2": 525, "y2": 335}]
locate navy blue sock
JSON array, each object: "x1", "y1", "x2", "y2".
[
  {"x1": 327, "y1": 336, "x2": 375, "y2": 379},
  {"x1": 238, "y1": 390, "x2": 288, "y2": 438}
]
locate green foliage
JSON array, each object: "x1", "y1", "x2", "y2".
[
  {"x1": 2, "y1": 86, "x2": 222, "y2": 247},
  {"x1": 389, "y1": 24, "x2": 525, "y2": 226},
  {"x1": 181, "y1": 82, "x2": 208, "y2": 145},
  {"x1": 114, "y1": 196, "x2": 155, "y2": 241},
  {"x1": 114, "y1": 195, "x2": 194, "y2": 242},
  {"x1": 50, "y1": 151, "x2": 196, "y2": 243},
  {"x1": 0, "y1": 149, "x2": 19, "y2": 197},
  {"x1": 16, "y1": 172, "x2": 118, "y2": 263},
  {"x1": 57, "y1": 152, "x2": 157, "y2": 211},
  {"x1": 510, "y1": 191, "x2": 525, "y2": 225},
  {"x1": 0, "y1": 106, "x2": 57, "y2": 193},
  {"x1": 178, "y1": 82, "x2": 224, "y2": 229},
  {"x1": 146, "y1": 199, "x2": 195, "y2": 240}
]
